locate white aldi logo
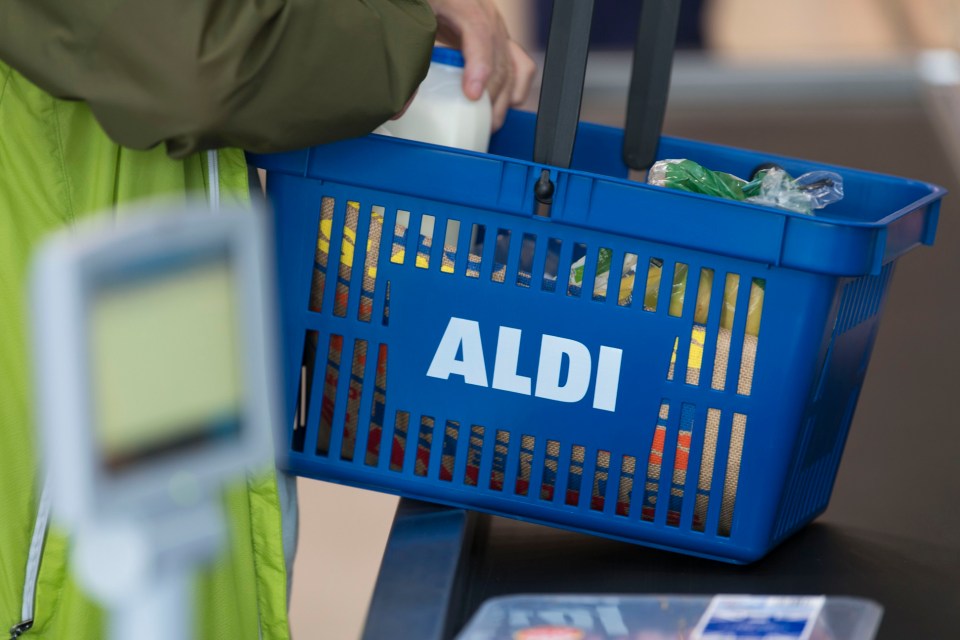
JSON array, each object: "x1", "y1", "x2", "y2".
[{"x1": 426, "y1": 317, "x2": 623, "y2": 412}]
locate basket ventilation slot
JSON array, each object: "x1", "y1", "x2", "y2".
[
  {"x1": 737, "y1": 279, "x2": 764, "y2": 396},
  {"x1": 567, "y1": 243, "x2": 587, "y2": 297},
  {"x1": 466, "y1": 224, "x2": 485, "y2": 278},
  {"x1": 389, "y1": 211, "x2": 409, "y2": 265},
  {"x1": 666, "y1": 404, "x2": 696, "y2": 527},
  {"x1": 464, "y1": 425, "x2": 485, "y2": 486},
  {"x1": 685, "y1": 269, "x2": 714, "y2": 387},
  {"x1": 517, "y1": 234, "x2": 537, "y2": 288},
  {"x1": 719, "y1": 413, "x2": 747, "y2": 537},
  {"x1": 439, "y1": 420, "x2": 460, "y2": 481},
  {"x1": 515, "y1": 435, "x2": 536, "y2": 495},
  {"x1": 643, "y1": 258, "x2": 663, "y2": 312},
  {"x1": 617, "y1": 455, "x2": 637, "y2": 516},
  {"x1": 415, "y1": 215, "x2": 435, "y2": 270},
  {"x1": 693, "y1": 408, "x2": 721, "y2": 531},
  {"x1": 365, "y1": 344, "x2": 388, "y2": 467},
  {"x1": 490, "y1": 430, "x2": 511, "y2": 490},
  {"x1": 340, "y1": 338, "x2": 367, "y2": 461},
  {"x1": 541, "y1": 440, "x2": 561, "y2": 500},
  {"x1": 711, "y1": 274, "x2": 740, "y2": 391},
  {"x1": 308, "y1": 197, "x2": 336, "y2": 313},
  {"x1": 669, "y1": 262, "x2": 688, "y2": 317},
  {"x1": 414, "y1": 416, "x2": 435, "y2": 476},
  {"x1": 593, "y1": 249, "x2": 612, "y2": 301},
  {"x1": 292, "y1": 330, "x2": 320, "y2": 453},
  {"x1": 316, "y1": 334, "x2": 343, "y2": 456},
  {"x1": 333, "y1": 202, "x2": 360, "y2": 317},
  {"x1": 491, "y1": 229, "x2": 511, "y2": 283},
  {"x1": 358, "y1": 206, "x2": 386, "y2": 322},
  {"x1": 542, "y1": 238, "x2": 562, "y2": 292},
  {"x1": 389, "y1": 411, "x2": 410, "y2": 472},
  {"x1": 642, "y1": 402, "x2": 671, "y2": 522},
  {"x1": 566, "y1": 445, "x2": 587, "y2": 506},
  {"x1": 591, "y1": 450, "x2": 612, "y2": 511},
  {"x1": 617, "y1": 253, "x2": 639, "y2": 307},
  {"x1": 442, "y1": 220, "x2": 461, "y2": 274}
]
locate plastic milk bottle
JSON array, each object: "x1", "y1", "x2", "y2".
[{"x1": 375, "y1": 46, "x2": 492, "y2": 153}]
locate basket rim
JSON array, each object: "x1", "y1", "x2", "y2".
[{"x1": 248, "y1": 111, "x2": 946, "y2": 232}]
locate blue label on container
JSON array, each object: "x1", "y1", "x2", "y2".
[{"x1": 692, "y1": 596, "x2": 825, "y2": 640}]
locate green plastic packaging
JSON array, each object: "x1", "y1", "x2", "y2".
[{"x1": 647, "y1": 158, "x2": 844, "y2": 216}]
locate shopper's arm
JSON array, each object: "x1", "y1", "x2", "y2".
[{"x1": 0, "y1": 0, "x2": 436, "y2": 157}]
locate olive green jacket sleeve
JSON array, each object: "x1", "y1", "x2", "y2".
[{"x1": 0, "y1": 0, "x2": 436, "y2": 157}]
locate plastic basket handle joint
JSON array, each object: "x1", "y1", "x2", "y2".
[
  {"x1": 533, "y1": 0, "x2": 596, "y2": 215},
  {"x1": 532, "y1": 0, "x2": 682, "y2": 215}
]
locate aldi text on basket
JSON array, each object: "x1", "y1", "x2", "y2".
[{"x1": 426, "y1": 317, "x2": 624, "y2": 412}]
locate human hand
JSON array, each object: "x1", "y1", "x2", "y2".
[{"x1": 426, "y1": 0, "x2": 537, "y2": 130}]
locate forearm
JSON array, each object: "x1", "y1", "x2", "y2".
[{"x1": 0, "y1": 0, "x2": 437, "y2": 156}]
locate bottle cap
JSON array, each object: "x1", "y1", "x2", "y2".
[{"x1": 431, "y1": 46, "x2": 465, "y2": 68}]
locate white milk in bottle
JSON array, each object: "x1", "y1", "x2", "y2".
[{"x1": 375, "y1": 46, "x2": 492, "y2": 153}]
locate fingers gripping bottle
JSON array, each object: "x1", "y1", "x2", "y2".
[{"x1": 375, "y1": 46, "x2": 493, "y2": 153}]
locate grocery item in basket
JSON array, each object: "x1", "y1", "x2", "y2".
[
  {"x1": 648, "y1": 159, "x2": 843, "y2": 215},
  {"x1": 569, "y1": 254, "x2": 764, "y2": 336},
  {"x1": 750, "y1": 166, "x2": 844, "y2": 215},
  {"x1": 669, "y1": 326, "x2": 758, "y2": 393},
  {"x1": 649, "y1": 159, "x2": 748, "y2": 201}
]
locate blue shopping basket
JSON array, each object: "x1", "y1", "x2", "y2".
[{"x1": 248, "y1": 6, "x2": 946, "y2": 563}]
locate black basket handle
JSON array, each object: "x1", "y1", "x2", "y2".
[
  {"x1": 623, "y1": 0, "x2": 683, "y2": 171},
  {"x1": 534, "y1": 0, "x2": 596, "y2": 172},
  {"x1": 532, "y1": 0, "x2": 682, "y2": 213}
]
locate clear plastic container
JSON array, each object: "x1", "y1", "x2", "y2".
[
  {"x1": 455, "y1": 594, "x2": 883, "y2": 640},
  {"x1": 375, "y1": 46, "x2": 492, "y2": 152}
]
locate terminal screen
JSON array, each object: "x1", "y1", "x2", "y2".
[{"x1": 89, "y1": 253, "x2": 243, "y2": 473}]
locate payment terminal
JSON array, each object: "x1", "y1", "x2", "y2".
[{"x1": 30, "y1": 201, "x2": 279, "y2": 640}]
